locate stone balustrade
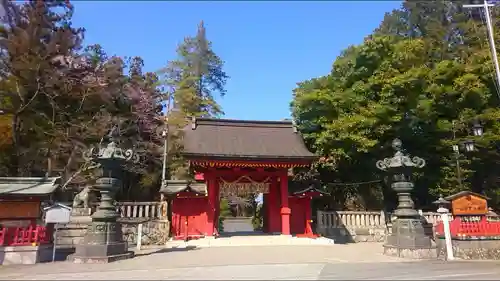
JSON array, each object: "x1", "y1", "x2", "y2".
[
  {"x1": 316, "y1": 210, "x2": 448, "y2": 242},
  {"x1": 60, "y1": 201, "x2": 166, "y2": 220},
  {"x1": 56, "y1": 201, "x2": 168, "y2": 249},
  {"x1": 116, "y1": 201, "x2": 165, "y2": 220},
  {"x1": 61, "y1": 200, "x2": 500, "y2": 244}
]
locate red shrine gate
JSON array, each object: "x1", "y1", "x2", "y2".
[{"x1": 162, "y1": 118, "x2": 319, "y2": 240}]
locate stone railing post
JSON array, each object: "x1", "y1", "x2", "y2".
[
  {"x1": 434, "y1": 196, "x2": 453, "y2": 261},
  {"x1": 316, "y1": 210, "x2": 325, "y2": 236},
  {"x1": 160, "y1": 201, "x2": 168, "y2": 221},
  {"x1": 380, "y1": 210, "x2": 386, "y2": 225}
]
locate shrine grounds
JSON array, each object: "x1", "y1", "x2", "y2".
[{"x1": 2, "y1": 243, "x2": 500, "y2": 280}]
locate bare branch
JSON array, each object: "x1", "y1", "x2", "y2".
[
  {"x1": 16, "y1": 76, "x2": 41, "y2": 115},
  {"x1": 61, "y1": 162, "x2": 100, "y2": 190}
]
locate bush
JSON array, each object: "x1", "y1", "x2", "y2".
[
  {"x1": 218, "y1": 198, "x2": 231, "y2": 233},
  {"x1": 252, "y1": 204, "x2": 263, "y2": 231},
  {"x1": 218, "y1": 216, "x2": 225, "y2": 232}
]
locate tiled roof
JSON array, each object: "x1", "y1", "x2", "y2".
[
  {"x1": 182, "y1": 118, "x2": 316, "y2": 161},
  {"x1": 159, "y1": 180, "x2": 207, "y2": 195},
  {"x1": 0, "y1": 177, "x2": 60, "y2": 196}
]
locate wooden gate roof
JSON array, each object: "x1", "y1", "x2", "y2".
[{"x1": 182, "y1": 117, "x2": 316, "y2": 161}]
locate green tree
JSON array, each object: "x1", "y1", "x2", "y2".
[
  {"x1": 158, "y1": 20, "x2": 228, "y2": 180},
  {"x1": 0, "y1": 1, "x2": 165, "y2": 202},
  {"x1": 0, "y1": 0, "x2": 95, "y2": 176},
  {"x1": 119, "y1": 56, "x2": 165, "y2": 199},
  {"x1": 291, "y1": 1, "x2": 500, "y2": 209}
]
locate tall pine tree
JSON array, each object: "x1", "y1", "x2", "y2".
[{"x1": 159, "y1": 20, "x2": 228, "y2": 179}]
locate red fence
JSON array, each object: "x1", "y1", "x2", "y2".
[
  {"x1": 0, "y1": 225, "x2": 52, "y2": 246},
  {"x1": 435, "y1": 216, "x2": 500, "y2": 238}
]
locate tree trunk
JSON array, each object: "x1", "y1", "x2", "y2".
[
  {"x1": 9, "y1": 114, "x2": 20, "y2": 176},
  {"x1": 46, "y1": 148, "x2": 52, "y2": 177}
]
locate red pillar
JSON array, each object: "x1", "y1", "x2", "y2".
[
  {"x1": 268, "y1": 176, "x2": 280, "y2": 233},
  {"x1": 206, "y1": 172, "x2": 218, "y2": 236},
  {"x1": 213, "y1": 177, "x2": 220, "y2": 236},
  {"x1": 262, "y1": 193, "x2": 269, "y2": 232},
  {"x1": 280, "y1": 173, "x2": 291, "y2": 235},
  {"x1": 304, "y1": 197, "x2": 313, "y2": 236}
]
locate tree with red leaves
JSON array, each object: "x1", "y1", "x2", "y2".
[{"x1": 0, "y1": 1, "x2": 165, "y2": 200}]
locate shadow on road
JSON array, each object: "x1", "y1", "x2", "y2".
[
  {"x1": 134, "y1": 245, "x2": 199, "y2": 257},
  {"x1": 48, "y1": 248, "x2": 75, "y2": 262},
  {"x1": 45, "y1": 245, "x2": 199, "y2": 262}
]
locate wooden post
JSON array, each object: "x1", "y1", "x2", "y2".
[
  {"x1": 214, "y1": 177, "x2": 220, "y2": 236},
  {"x1": 268, "y1": 176, "x2": 280, "y2": 233},
  {"x1": 262, "y1": 193, "x2": 268, "y2": 232},
  {"x1": 206, "y1": 172, "x2": 218, "y2": 237},
  {"x1": 305, "y1": 197, "x2": 313, "y2": 236},
  {"x1": 279, "y1": 173, "x2": 291, "y2": 235}
]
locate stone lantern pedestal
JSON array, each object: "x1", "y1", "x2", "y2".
[
  {"x1": 376, "y1": 139, "x2": 437, "y2": 259},
  {"x1": 71, "y1": 134, "x2": 138, "y2": 263}
]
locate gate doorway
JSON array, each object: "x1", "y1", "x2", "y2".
[{"x1": 218, "y1": 193, "x2": 263, "y2": 236}]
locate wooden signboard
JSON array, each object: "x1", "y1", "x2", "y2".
[
  {"x1": 44, "y1": 204, "x2": 72, "y2": 224},
  {"x1": 0, "y1": 201, "x2": 41, "y2": 219},
  {"x1": 451, "y1": 194, "x2": 488, "y2": 216}
]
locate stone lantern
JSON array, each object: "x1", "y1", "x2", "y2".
[
  {"x1": 72, "y1": 126, "x2": 139, "y2": 263},
  {"x1": 433, "y1": 195, "x2": 451, "y2": 214},
  {"x1": 376, "y1": 138, "x2": 437, "y2": 259}
]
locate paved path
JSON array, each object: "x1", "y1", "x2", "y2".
[
  {"x1": 2, "y1": 243, "x2": 500, "y2": 280},
  {"x1": 222, "y1": 217, "x2": 254, "y2": 233}
]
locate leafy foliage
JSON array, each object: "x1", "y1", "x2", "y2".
[
  {"x1": 0, "y1": 1, "x2": 164, "y2": 200},
  {"x1": 218, "y1": 198, "x2": 232, "y2": 232},
  {"x1": 291, "y1": 1, "x2": 500, "y2": 209},
  {"x1": 252, "y1": 204, "x2": 263, "y2": 231},
  {"x1": 0, "y1": 1, "x2": 228, "y2": 201},
  {"x1": 158, "y1": 20, "x2": 228, "y2": 180}
]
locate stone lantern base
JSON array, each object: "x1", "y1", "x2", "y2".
[
  {"x1": 70, "y1": 177, "x2": 134, "y2": 263},
  {"x1": 383, "y1": 217, "x2": 438, "y2": 259},
  {"x1": 70, "y1": 221, "x2": 134, "y2": 263}
]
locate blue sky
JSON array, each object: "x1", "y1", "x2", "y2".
[{"x1": 72, "y1": 1, "x2": 402, "y2": 121}]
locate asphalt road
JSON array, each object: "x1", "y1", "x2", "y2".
[
  {"x1": 2, "y1": 244, "x2": 500, "y2": 280},
  {"x1": 318, "y1": 260, "x2": 500, "y2": 280}
]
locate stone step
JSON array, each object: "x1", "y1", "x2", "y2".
[
  {"x1": 55, "y1": 236, "x2": 84, "y2": 247},
  {"x1": 166, "y1": 236, "x2": 335, "y2": 248},
  {"x1": 62, "y1": 222, "x2": 89, "y2": 227},
  {"x1": 56, "y1": 229, "x2": 87, "y2": 237},
  {"x1": 67, "y1": 215, "x2": 92, "y2": 224}
]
